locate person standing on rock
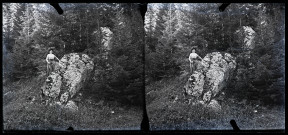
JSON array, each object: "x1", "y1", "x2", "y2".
[
  {"x1": 46, "y1": 49, "x2": 60, "y2": 76},
  {"x1": 189, "y1": 47, "x2": 203, "y2": 74}
]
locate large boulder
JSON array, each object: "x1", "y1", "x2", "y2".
[
  {"x1": 41, "y1": 53, "x2": 94, "y2": 109},
  {"x1": 184, "y1": 52, "x2": 236, "y2": 110}
]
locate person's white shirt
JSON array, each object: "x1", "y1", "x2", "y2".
[
  {"x1": 46, "y1": 54, "x2": 58, "y2": 63},
  {"x1": 47, "y1": 54, "x2": 55, "y2": 60},
  {"x1": 189, "y1": 53, "x2": 199, "y2": 62}
]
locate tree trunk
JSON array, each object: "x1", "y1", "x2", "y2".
[
  {"x1": 228, "y1": 10, "x2": 232, "y2": 53},
  {"x1": 222, "y1": 23, "x2": 224, "y2": 44},
  {"x1": 27, "y1": 4, "x2": 30, "y2": 55},
  {"x1": 27, "y1": 4, "x2": 29, "y2": 42},
  {"x1": 86, "y1": 9, "x2": 88, "y2": 48},
  {"x1": 98, "y1": 14, "x2": 100, "y2": 53},
  {"x1": 169, "y1": 4, "x2": 173, "y2": 54},
  {"x1": 80, "y1": 23, "x2": 82, "y2": 43}
]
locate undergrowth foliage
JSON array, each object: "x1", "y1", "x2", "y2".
[
  {"x1": 146, "y1": 74, "x2": 285, "y2": 130},
  {"x1": 3, "y1": 76, "x2": 142, "y2": 130}
]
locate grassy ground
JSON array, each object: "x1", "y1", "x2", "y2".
[
  {"x1": 3, "y1": 73, "x2": 142, "y2": 130},
  {"x1": 146, "y1": 72, "x2": 285, "y2": 130}
]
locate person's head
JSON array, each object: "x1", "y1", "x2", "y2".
[
  {"x1": 48, "y1": 49, "x2": 53, "y2": 54},
  {"x1": 191, "y1": 48, "x2": 196, "y2": 53}
]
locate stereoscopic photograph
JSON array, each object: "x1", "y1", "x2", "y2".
[
  {"x1": 144, "y1": 3, "x2": 285, "y2": 130},
  {"x1": 3, "y1": 3, "x2": 144, "y2": 130},
  {"x1": 2, "y1": 2, "x2": 285, "y2": 132}
]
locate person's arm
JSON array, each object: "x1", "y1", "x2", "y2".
[
  {"x1": 197, "y1": 54, "x2": 203, "y2": 61},
  {"x1": 54, "y1": 55, "x2": 60, "y2": 61},
  {"x1": 46, "y1": 55, "x2": 50, "y2": 64},
  {"x1": 188, "y1": 54, "x2": 192, "y2": 63}
]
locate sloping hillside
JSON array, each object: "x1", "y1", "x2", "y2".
[
  {"x1": 146, "y1": 71, "x2": 285, "y2": 130},
  {"x1": 3, "y1": 72, "x2": 142, "y2": 130}
]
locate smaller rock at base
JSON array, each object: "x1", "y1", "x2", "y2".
[
  {"x1": 207, "y1": 99, "x2": 221, "y2": 111},
  {"x1": 203, "y1": 91, "x2": 212, "y2": 103},
  {"x1": 60, "y1": 92, "x2": 69, "y2": 104},
  {"x1": 198, "y1": 100, "x2": 205, "y2": 105},
  {"x1": 65, "y1": 100, "x2": 78, "y2": 111},
  {"x1": 55, "y1": 101, "x2": 62, "y2": 106}
]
